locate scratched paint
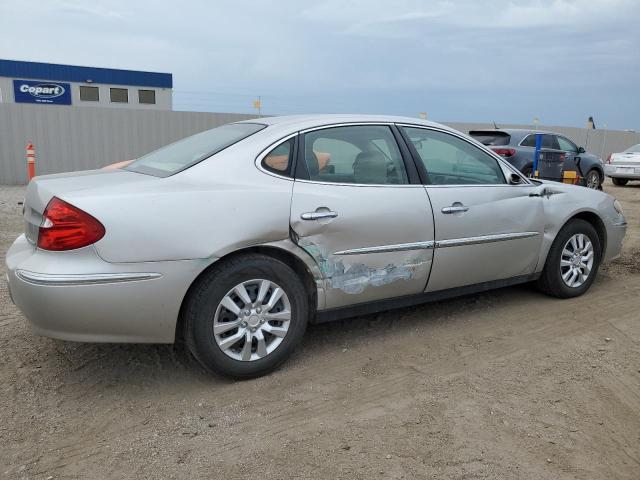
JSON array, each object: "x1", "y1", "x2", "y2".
[{"x1": 298, "y1": 238, "x2": 427, "y2": 294}]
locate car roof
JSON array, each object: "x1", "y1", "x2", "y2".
[
  {"x1": 237, "y1": 114, "x2": 447, "y2": 132},
  {"x1": 470, "y1": 128, "x2": 557, "y2": 136}
]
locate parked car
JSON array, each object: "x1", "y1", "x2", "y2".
[
  {"x1": 605, "y1": 144, "x2": 640, "y2": 186},
  {"x1": 6, "y1": 115, "x2": 627, "y2": 378},
  {"x1": 469, "y1": 129, "x2": 604, "y2": 189}
]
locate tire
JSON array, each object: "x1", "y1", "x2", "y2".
[
  {"x1": 184, "y1": 254, "x2": 308, "y2": 379},
  {"x1": 536, "y1": 219, "x2": 601, "y2": 299},
  {"x1": 612, "y1": 177, "x2": 628, "y2": 186},
  {"x1": 585, "y1": 169, "x2": 601, "y2": 189}
]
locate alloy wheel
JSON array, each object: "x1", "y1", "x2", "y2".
[
  {"x1": 586, "y1": 171, "x2": 600, "y2": 189},
  {"x1": 213, "y1": 279, "x2": 291, "y2": 361},
  {"x1": 560, "y1": 233, "x2": 594, "y2": 288}
]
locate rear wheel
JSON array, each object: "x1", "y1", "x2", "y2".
[
  {"x1": 585, "y1": 169, "x2": 601, "y2": 189},
  {"x1": 537, "y1": 219, "x2": 601, "y2": 298},
  {"x1": 612, "y1": 177, "x2": 629, "y2": 186},
  {"x1": 184, "y1": 254, "x2": 308, "y2": 378}
]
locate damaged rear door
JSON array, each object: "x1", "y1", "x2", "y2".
[{"x1": 290, "y1": 124, "x2": 435, "y2": 309}]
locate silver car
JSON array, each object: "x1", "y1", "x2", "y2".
[
  {"x1": 605, "y1": 143, "x2": 640, "y2": 186},
  {"x1": 5, "y1": 115, "x2": 628, "y2": 378}
]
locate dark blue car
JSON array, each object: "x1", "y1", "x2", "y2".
[{"x1": 469, "y1": 129, "x2": 604, "y2": 189}]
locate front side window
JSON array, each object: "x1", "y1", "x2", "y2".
[
  {"x1": 126, "y1": 123, "x2": 266, "y2": 177},
  {"x1": 110, "y1": 88, "x2": 128, "y2": 103},
  {"x1": 556, "y1": 136, "x2": 578, "y2": 153},
  {"x1": 262, "y1": 138, "x2": 294, "y2": 176},
  {"x1": 302, "y1": 125, "x2": 408, "y2": 185},
  {"x1": 402, "y1": 127, "x2": 506, "y2": 185}
]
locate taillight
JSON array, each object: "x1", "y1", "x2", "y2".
[
  {"x1": 491, "y1": 147, "x2": 516, "y2": 157},
  {"x1": 38, "y1": 197, "x2": 105, "y2": 251}
]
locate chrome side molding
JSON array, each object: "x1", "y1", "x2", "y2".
[
  {"x1": 332, "y1": 232, "x2": 539, "y2": 256},
  {"x1": 16, "y1": 270, "x2": 162, "y2": 286}
]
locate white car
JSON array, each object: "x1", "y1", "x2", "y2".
[{"x1": 605, "y1": 144, "x2": 640, "y2": 185}]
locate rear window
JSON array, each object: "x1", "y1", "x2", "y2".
[
  {"x1": 126, "y1": 123, "x2": 266, "y2": 177},
  {"x1": 469, "y1": 131, "x2": 511, "y2": 146}
]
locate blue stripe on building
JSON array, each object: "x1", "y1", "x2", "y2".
[{"x1": 0, "y1": 59, "x2": 172, "y2": 88}]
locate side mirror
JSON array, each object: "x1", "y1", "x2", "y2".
[
  {"x1": 578, "y1": 146, "x2": 586, "y2": 154},
  {"x1": 508, "y1": 173, "x2": 523, "y2": 185}
]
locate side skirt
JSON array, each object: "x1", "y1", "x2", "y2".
[{"x1": 313, "y1": 273, "x2": 540, "y2": 324}]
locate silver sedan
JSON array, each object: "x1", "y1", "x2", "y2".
[{"x1": 5, "y1": 115, "x2": 628, "y2": 378}]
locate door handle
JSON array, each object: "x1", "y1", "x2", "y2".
[
  {"x1": 441, "y1": 204, "x2": 469, "y2": 214},
  {"x1": 301, "y1": 210, "x2": 338, "y2": 221}
]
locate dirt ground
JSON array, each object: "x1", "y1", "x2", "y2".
[{"x1": 1, "y1": 181, "x2": 639, "y2": 480}]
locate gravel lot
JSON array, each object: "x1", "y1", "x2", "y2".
[{"x1": 1, "y1": 181, "x2": 639, "y2": 479}]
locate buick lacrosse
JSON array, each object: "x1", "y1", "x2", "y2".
[{"x1": 5, "y1": 115, "x2": 627, "y2": 378}]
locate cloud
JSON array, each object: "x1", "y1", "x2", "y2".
[{"x1": 0, "y1": 0, "x2": 639, "y2": 127}]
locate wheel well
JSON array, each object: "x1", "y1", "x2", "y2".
[
  {"x1": 174, "y1": 246, "x2": 318, "y2": 343},
  {"x1": 569, "y1": 211, "x2": 607, "y2": 253}
]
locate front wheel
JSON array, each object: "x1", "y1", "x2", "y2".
[
  {"x1": 585, "y1": 169, "x2": 601, "y2": 189},
  {"x1": 612, "y1": 177, "x2": 629, "y2": 186},
  {"x1": 184, "y1": 254, "x2": 308, "y2": 378},
  {"x1": 536, "y1": 219, "x2": 602, "y2": 298}
]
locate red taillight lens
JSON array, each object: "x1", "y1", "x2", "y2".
[
  {"x1": 38, "y1": 197, "x2": 105, "y2": 251},
  {"x1": 491, "y1": 147, "x2": 516, "y2": 157}
]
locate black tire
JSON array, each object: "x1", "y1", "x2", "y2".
[
  {"x1": 184, "y1": 254, "x2": 308, "y2": 379},
  {"x1": 585, "y1": 169, "x2": 601, "y2": 189},
  {"x1": 536, "y1": 219, "x2": 602, "y2": 298},
  {"x1": 612, "y1": 177, "x2": 629, "y2": 186}
]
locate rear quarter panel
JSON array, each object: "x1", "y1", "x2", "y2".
[{"x1": 62, "y1": 141, "x2": 295, "y2": 263}]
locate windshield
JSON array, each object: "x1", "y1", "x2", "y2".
[
  {"x1": 126, "y1": 123, "x2": 266, "y2": 177},
  {"x1": 624, "y1": 144, "x2": 640, "y2": 153}
]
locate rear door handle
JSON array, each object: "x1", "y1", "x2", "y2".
[
  {"x1": 301, "y1": 210, "x2": 338, "y2": 221},
  {"x1": 441, "y1": 204, "x2": 469, "y2": 214}
]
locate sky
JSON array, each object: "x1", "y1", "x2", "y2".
[{"x1": 1, "y1": 0, "x2": 639, "y2": 129}]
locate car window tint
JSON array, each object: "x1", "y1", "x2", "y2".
[
  {"x1": 542, "y1": 134, "x2": 559, "y2": 149},
  {"x1": 303, "y1": 126, "x2": 408, "y2": 185},
  {"x1": 262, "y1": 138, "x2": 294, "y2": 175},
  {"x1": 556, "y1": 136, "x2": 578, "y2": 153},
  {"x1": 520, "y1": 134, "x2": 537, "y2": 147},
  {"x1": 402, "y1": 127, "x2": 506, "y2": 185}
]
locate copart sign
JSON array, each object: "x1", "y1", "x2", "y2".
[{"x1": 13, "y1": 79, "x2": 72, "y2": 105}]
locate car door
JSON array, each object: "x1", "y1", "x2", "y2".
[
  {"x1": 399, "y1": 126, "x2": 546, "y2": 293},
  {"x1": 289, "y1": 124, "x2": 435, "y2": 309}
]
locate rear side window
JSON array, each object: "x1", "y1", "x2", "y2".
[
  {"x1": 469, "y1": 131, "x2": 511, "y2": 146},
  {"x1": 126, "y1": 123, "x2": 266, "y2": 177},
  {"x1": 262, "y1": 138, "x2": 295, "y2": 176},
  {"x1": 302, "y1": 125, "x2": 409, "y2": 185},
  {"x1": 521, "y1": 134, "x2": 558, "y2": 149},
  {"x1": 403, "y1": 127, "x2": 506, "y2": 185}
]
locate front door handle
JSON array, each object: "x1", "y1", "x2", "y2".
[
  {"x1": 301, "y1": 210, "x2": 338, "y2": 221},
  {"x1": 441, "y1": 203, "x2": 469, "y2": 214}
]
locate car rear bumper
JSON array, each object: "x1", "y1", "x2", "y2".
[
  {"x1": 5, "y1": 235, "x2": 209, "y2": 343},
  {"x1": 604, "y1": 164, "x2": 640, "y2": 179}
]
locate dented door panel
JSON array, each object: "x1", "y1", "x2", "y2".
[{"x1": 290, "y1": 181, "x2": 435, "y2": 309}]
